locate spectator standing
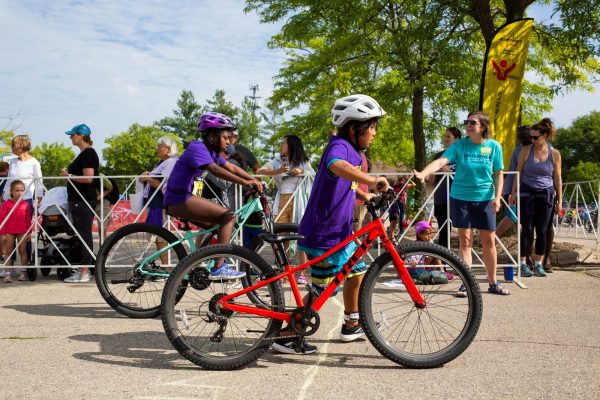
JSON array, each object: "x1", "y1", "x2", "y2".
[
  {"x1": 388, "y1": 176, "x2": 415, "y2": 238},
  {"x1": 414, "y1": 111, "x2": 508, "y2": 296},
  {"x1": 1, "y1": 181, "x2": 31, "y2": 282},
  {"x1": 2, "y1": 135, "x2": 43, "y2": 265},
  {"x1": 510, "y1": 118, "x2": 562, "y2": 277},
  {"x1": 496, "y1": 126, "x2": 531, "y2": 237},
  {"x1": 431, "y1": 127, "x2": 461, "y2": 248},
  {"x1": 258, "y1": 135, "x2": 315, "y2": 284},
  {"x1": 60, "y1": 124, "x2": 99, "y2": 283},
  {"x1": 230, "y1": 131, "x2": 261, "y2": 173},
  {"x1": 139, "y1": 136, "x2": 179, "y2": 227},
  {"x1": 0, "y1": 161, "x2": 9, "y2": 263}
]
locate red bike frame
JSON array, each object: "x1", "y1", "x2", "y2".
[{"x1": 219, "y1": 217, "x2": 426, "y2": 323}]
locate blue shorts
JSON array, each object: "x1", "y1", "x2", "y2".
[
  {"x1": 450, "y1": 198, "x2": 496, "y2": 231},
  {"x1": 299, "y1": 243, "x2": 367, "y2": 296}
]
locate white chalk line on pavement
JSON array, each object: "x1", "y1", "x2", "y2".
[
  {"x1": 159, "y1": 372, "x2": 226, "y2": 389},
  {"x1": 136, "y1": 397, "x2": 213, "y2": 400},
  {"x1": 297, "y1": 297, "x2": 344, "y2": 400}
]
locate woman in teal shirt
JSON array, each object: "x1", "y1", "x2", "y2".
[{"x1": 414, "y1": 111, "x2": 508, "y2": 296}]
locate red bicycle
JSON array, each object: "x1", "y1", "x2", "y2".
[{"x1": 161, "y1": 192, "x2": 483, "y2": 370}]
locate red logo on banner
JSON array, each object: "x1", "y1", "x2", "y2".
[{"x1": 491, "y1": 59, "x2": 516, "y2": 81}]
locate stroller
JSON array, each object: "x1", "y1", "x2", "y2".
[{"x1": 28, "y1": 188, "x2": 83, "y2": 281}]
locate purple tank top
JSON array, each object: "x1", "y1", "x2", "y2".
[{"x1": 521, "y1": 144, "x2": 554, "y2": 192}]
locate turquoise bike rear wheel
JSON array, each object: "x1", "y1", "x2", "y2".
[{"x1": 95, "y1": 223, "x2": 188, "y2": 318}]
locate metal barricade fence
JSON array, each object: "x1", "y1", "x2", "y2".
[
  {"x1": 0, "y1": 174, "x2": 292, "y2": 271},
  {"x1": 554, "y1": 180, "x2": 599, "y2": 250},
  {"x1": 0, "y1": 172, "x2": 522, "y2": 285},
  {"x1": 360, "y1": 172, "x2": 522, "y2": 285}
]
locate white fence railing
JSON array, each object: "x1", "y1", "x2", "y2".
[
  {"x1": 1, "y1": 172, "x2": 525, "y2": 283},
  {"x1": 553, "y1": 179, "x2": 599, "y2": 250}
]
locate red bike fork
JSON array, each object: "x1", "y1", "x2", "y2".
[{"x1": 381, "y1": 235, "x2": 426, "y2": 307}]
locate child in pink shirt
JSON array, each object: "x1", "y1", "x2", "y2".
[{"x1": 1, "y1": 180, "x2": 31, "y2": 282}]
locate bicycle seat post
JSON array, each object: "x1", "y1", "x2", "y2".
[{"x1": 271, "y1": 241, "x2": 289, "y2": 270}]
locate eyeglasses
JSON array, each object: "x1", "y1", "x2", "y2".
[
  {"x1": 463, "y1": 120, "x2": 479, "y2": 126},
  {"x1": 530, "y1": 135, "x2": 541, "y2": 140}
]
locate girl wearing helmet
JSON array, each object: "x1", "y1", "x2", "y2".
[
  {"x1": 272, "y1": 94, "x2": 389, "y2": 355},
  {"x1": 163, "y1": 112, "x2": 262, "y2": 280}
]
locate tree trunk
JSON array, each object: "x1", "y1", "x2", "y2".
[
  {"x1": 412, "y1": 85, "x2": 426, "y2": 203},
  {"x1": 412, "y1": 85, "x2": 425, "y2": 172}
]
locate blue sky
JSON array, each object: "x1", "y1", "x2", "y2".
[{"x1": 1, "y1": 0, "x2": 598, "y2": 162}]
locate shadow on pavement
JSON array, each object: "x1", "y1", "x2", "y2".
[
  {"x1": 3, "y1": 303, "x2": 126, "y2": 319},
  {"x1": 70, "y1": 331, "x2": 198, "y2": 370},
  {"x1": 68, "y1": 330, "x2": 407, "y2": 371}
]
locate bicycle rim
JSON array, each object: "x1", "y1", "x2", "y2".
[
  {"x1": 162, "y1": 245, "x2": 284, "y2": 370},
  {"x1": 360, "y1": 242, "x2": 482, "y2": 368},
  {"x1": 95, "y1": 223, "x2": 187, "y2": 318}
]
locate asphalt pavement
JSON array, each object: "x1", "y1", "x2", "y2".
[{"x1": 1, "y1": 263, "x2": 599, "y2": 400}]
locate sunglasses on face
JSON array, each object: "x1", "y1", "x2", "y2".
[
  {"x1": 463, "y1": 119, "x2": 479, "y2": 126},
  {"x1": 530, "y1": 135, "x2": 542, "y2": 140}
]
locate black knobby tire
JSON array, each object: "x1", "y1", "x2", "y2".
[
  {"x1": 40, "y1": 268, "x2": 51, "y2": 276},
  {"x1": 27, "y1": 268, "x2": 37, "y2": 281},
  {"x1": 359, "y1": 241, "x2": 483, "y2": 368},
  {"x1": 57, "y1": 268, "x2": 72, "y2": 281},
  {"x1": 95, "y1": 223, "x2": 187, "y2": 318},
  {"x1": 243, "y1": 223, "x2": 298, "y2": 306},
  {"x1": 161, "y1": 244, "x2": 284, "y2": 370}
]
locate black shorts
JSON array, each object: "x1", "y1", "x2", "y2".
[{"x1": 450, "y1": 198, "x2": 496, "y2": 231}]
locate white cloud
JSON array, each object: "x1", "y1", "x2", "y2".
[
  {"x1": 0, "y1": 0, "x2": 597, "y2": 164},
  {"x1": 0, "y1": 0, "x2": 284, "y2": 159}
]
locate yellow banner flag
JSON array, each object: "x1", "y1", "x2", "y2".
[{"x1": 480, "y1": 18, "x2": 533, "y2": 167}]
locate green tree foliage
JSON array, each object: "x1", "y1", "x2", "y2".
[
  {"x1": 246, "y1": 0, "x2": 599, "y2": 173},
  {"x1": 103, "y1": 123, "x2": 181, "y2": 176},
  {"x1": 0, "y1": 130, "x2": 13, "y2": 146},
  {"x1": 564, "y1": 161, "x2": 600, "y2": 204},
  {"x1": 554, "y1": 111, "x2": 600, "y2": 174},
  {"x1": 0, "y1": 130, "x2": 14, "y2": 154},
  {"x1": 155, "y1": 90, "x2": 203, "y2": 144},
  {"x1": 156, "y1": 89, "x2": 271, "y2": 163},
  {"x1": 566, "y1": 161, "x2": 600, "y2": 183},
  {"x1": 245, "y1": 0, "x2": 485, "y2": 173},
  {"x1": 30, "y1": 143, "x2": 76, "y2": 188},
  {"x1": 202, "y1": 89, "x2": 240, "y2": 120},
  {"x1": 238, "y1": 96, "x2": 270, "y2": 160}
]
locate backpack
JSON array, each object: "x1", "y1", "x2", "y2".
[{"x1": 107, "y1": 178, "x2": 120, "y2": 205}]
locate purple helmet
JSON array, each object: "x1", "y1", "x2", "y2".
[{"x1": 197, "y1": 112, "x2": 236, "y2": 132}]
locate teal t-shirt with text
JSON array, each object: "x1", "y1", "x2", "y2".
[{"x1": 443, "y1": 137, "x2": 504, "y2": 201}]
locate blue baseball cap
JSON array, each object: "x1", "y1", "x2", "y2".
[{"x1": 65, "y1": 124, "x2": 91, "y2": 136}]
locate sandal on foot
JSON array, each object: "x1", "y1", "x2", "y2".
[{"x1": 488, "y1": 282, "x2": 510, "y2": 296}]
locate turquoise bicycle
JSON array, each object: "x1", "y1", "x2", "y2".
[{"x1": 95, "y1": 186, "x2": 298, "y2": 318}]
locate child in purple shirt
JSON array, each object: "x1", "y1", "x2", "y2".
[
  {"x1": 272, "y1": 94, "x2": 389, "y2": 355},
  {"x1": 164, "y1": 112, "x2": 262, "y2": 280}
]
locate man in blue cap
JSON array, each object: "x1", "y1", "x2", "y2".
[{"x1": 60, "y1": 123, "x2": 99, "y2": 283}]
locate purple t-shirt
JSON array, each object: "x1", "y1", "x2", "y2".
[
  {"x1": 298, "y1": 136, "x2": 362, "y2": 249},
  {"x1": 163, "y1": 140, "x2": 227, "y2": 207}
]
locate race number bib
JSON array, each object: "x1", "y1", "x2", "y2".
[{"x1": 192, "y1": 171, "x2": 209, "y2": 196}]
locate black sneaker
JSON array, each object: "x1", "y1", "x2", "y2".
[
  {"x1": 271, "y1": 338, "x2": 318, "y2": 355},
  {"x1": 340, "y1": 324, "x2": 365, "y2": 342}
]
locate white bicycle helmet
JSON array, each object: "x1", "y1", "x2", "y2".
[{"x1": 331, "y1": 94, "x2": 386, "y2": 127}]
